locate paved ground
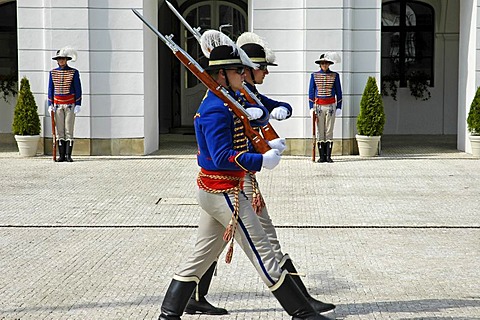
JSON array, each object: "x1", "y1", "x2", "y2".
[{"x1": 0, "y1": 135, "x2": 479, "y2": 320}]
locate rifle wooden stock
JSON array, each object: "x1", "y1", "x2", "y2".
[
  {"x1": 132, "y1": 9, "x2": 270, "y2": 154},
  {"x1": 51, "y1": 110, "x2": 56, "y2": 161}
]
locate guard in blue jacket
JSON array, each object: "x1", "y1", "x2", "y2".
[
  {"x1": 236, "y1": 33, "x2": 336, "y2": 314},
  {"x1": 158, "y1": 44, "x2": 330, "y2": 320},
  {"x1": 48, "y1": 47, "x2": 82, "y2": 162},
  {"x1": 309, "y1": 52, "x2": 342, "y2": 163}
]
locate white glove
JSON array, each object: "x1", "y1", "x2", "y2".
[
  {"x1": 268, "y1": 138, "x2": 287, "y2": 154},
  {"x1": 270, "y1": 107, "x2": 289, "y2": 120},
  {"x1": 262, "y1": 148, "x2": 281, "y2": 170},
  {"x1": 74, "y1": 105, "x2": 81, "y2": 114},
  {"x1": 310, "y1": 108, "x2": 316, "y2": 117},
  {"x1": 48, "y1": 105, "x2": 55, "y2": 113},
  {"x1": 246, "y1": 107, "x2": 264, "y2": 120},
  {"x1": 335, "y1": 108, "x2": 341, "y2": 116}
]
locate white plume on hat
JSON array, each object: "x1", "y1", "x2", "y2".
[
  {"x1": 53, "y1": 46, "x2": 78, "y2": 62},
  {"x1": 200, "y1": 30, "x2": 258, "y2": 69},
  {"x1": 323, "y1": 52, "x2": 341, "y2": 64},
  {"x1": 236, "y1": 32, "x2": 276, "y2": 64}
]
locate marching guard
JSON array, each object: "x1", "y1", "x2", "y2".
[
  {"x1": 158, "y1": 41, "x2": 330, "y2": 320},
  {"x1": 236, "y1": 32, "x2": 336, "y2": 314}
]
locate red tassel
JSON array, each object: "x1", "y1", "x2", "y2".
[
  {"x1": 225, "y1": 244, "x2": 233, "y2": 264},
  {"x1": 223, "y1": 224, "x2": 233, "y2": 242},
  {"x1": 252, "y1": 193, "x2": 265, "y2": 215}
]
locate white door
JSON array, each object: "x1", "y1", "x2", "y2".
[{"x1": 180, "y1": 1, "x2": 247, "y2": 127}]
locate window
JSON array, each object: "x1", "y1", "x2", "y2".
[
  {"x1": 382, "y1": 1, "x2": 434, "y2": 89},
  {"x1": 0, "y1": 2, "x2": 17, "y2": 86}
]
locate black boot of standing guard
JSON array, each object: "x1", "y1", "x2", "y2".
[
  {"x1": 57, "y1": 140, "x2": 66, "y2": 162},
  {"x1": 280, "y1": 255, "x2": 336, "y2": 314},
  {"x1": 317, "y1": 142, "x2": 326, "y2": 163},
  {"x1": 271, "y1": 270, "x2": 331, "y2": 320},
  {"x1": 159, "y1": 278, "x2": 197, "y2": 320},
  {"x1": 326, "y1": 141, "x2": 333, "y2": 163},
  {"x1": 185, "y1": 262, "x2": 228, "y2": 315},
  {"x1": 66, "y1": 141, "x2": 74, "y2": 162}
]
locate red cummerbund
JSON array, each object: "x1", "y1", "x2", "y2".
[
  {"x1": 54, "y1": 94, "x2": 75, "y2": 105},
  {"x1": 198, "y1": 168, "x2": 246, "y2": 191},
  {"x1": 315, "y1": 97, "x2": 336, "y2": 105}
]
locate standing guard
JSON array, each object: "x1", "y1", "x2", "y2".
[
  {"x1": 309, "y1": 52, "x2": 342, "y2": 163},
  {"x1": 48, "y1": 47, "x2": 82, "y2": 162}
]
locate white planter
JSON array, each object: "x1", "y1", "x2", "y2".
[
  {"x1": 14, "y1": 135, "x2": 40, "y2": 157},
  {"x1": 356, "y1": 134, "x2": 381, "y2": 157},
  {"x1": 469, "y1": 135, "x2": 480, "y2": 158}
]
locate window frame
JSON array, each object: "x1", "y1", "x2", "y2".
[{"x1": 381, "y1": 0, "x2": 435, "y2": 88}]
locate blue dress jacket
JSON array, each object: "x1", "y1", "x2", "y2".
[
  {"x1": 48, "y1": 65, "x2": 82, "y2": 106},
  {"x1": 308, "y1": 69, "x2": 342, "y2": 110},
  {"x1": 195, "y1": 90, "x2": 267, "y2": 172}
]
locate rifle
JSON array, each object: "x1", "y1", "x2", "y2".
[
  {"x1": 132, "y1": 9, "x2": 270, "y2": 154},
  {"x1": 164, "y1": 0, "x2": 280, "y2": 142},
  {"x1": 312, "y1": 110, "x2": 316, "y2": 162},
  {"x1": 51, "y1": 110, "x2": 56, "y2": 161}
]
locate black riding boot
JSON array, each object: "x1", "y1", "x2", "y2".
[
  {"x1": 317, "y1": 142, "x2": 326, "y2": 163},
  {"x1": 326, "y1": 141, "x2": 333, "y2": 163},
  {"x1": 185, "y1": 262, "x2": 228, "y2": 315},
  {"x1": 57, "y1": 140, "x2": 66, "y2": 162},
  {"x1": 271, "y1": 271, "x2": 330, "y2": 320},
  {"x1": 159, "y1": 278, "x2": 197, "y2": 320},
  {"x1": 66, "y1": 141, "x2": 74, "y2": 162},
  {"x1": 280, "y1": 255, "x2": 335, "y2": 314}
]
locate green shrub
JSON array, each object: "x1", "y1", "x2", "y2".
[
  {"x1": 11, "y1": 77, "x2": 41, "y2": 136},
  {"x1": 467, "y1": 87, "x2": 480, "y2": 135},
  {"x1": 357, "y1": 76, "x2": 386, "y2": 136}
]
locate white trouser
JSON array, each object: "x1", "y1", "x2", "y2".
[
  {"x1": 315, "y1": 103, "x2": 336, "y2": 141},
  {"x1": 243, "y1": 173, "x2": 284, "y2": 262},
  {"x1": 176, "y1": 188, "x2": 282, "y2": 287},
  {"x1": 54, "y1": 105, "x2": 76, "y2": 141}
]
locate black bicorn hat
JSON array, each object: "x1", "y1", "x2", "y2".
[
  {"x1": 315, "y1": 52, "x2": 341, "y2": 65},
  {"x1": 236, "y1": 32, "x2": 278, "y2": 67},
  {"x1": 240, "y1": 43, "x2": 278, "y2": 67},
  {"x1": 52, "y1": 47, "x2": 77, "y2": 61},
  {"x1": 205, "y1": 45, "x2": 245, "y2": 71}
]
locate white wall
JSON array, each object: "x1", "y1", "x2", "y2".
[
  {"x1": 249, "y1": 0, "x2": 381, "y2": 141},
  {"x1": 17, "y1": 0, "x2": 156, "y2": 154},
  {"x1": 0, "y1": 96, "x2": 16, "y2": 134},
  {"x1": 458, "y1": 0, "x2": 478, "y2": 153}
]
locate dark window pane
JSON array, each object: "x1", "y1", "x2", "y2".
[
  {"x1": 0, "y1": 2, "x2": 17, "y2": 78},
  {"x1": 407, "y1": 2, "x2": 434, "y2": 26},
  {"x1": 185, "y1": 5, "x2": 211, "y2": 88},
  {"x1": 382, "y1": 2, "x2": 401, "y2": 26},
  {"x1": 219, "y1": 5, "x2": 246, "y2": 41}
]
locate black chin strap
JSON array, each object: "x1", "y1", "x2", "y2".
[
  {"x1": 222, "y1": 68, "x2": 231, "y2": 88},
  {"x1": 249, "y1": 68, "x2": 256, "y2": 84}
]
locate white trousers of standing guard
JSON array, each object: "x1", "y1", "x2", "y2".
[{"x1": 315, "y1": 103, "x2": 336, "y2": 141}]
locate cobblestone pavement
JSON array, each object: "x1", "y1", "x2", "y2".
[{"x1": 0, "y1": 136, "x2": 479, "y2": 320}]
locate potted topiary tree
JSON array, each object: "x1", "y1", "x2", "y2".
[
  {"x1": 11, "y1": 76, "x2": 41, "y2": 157},
  {"x1": 467, "y1": 86, "x2": 480, "y2": 158},
  {"x1": 356, "y1": 76, "x2": 386, "y2": 157}
]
